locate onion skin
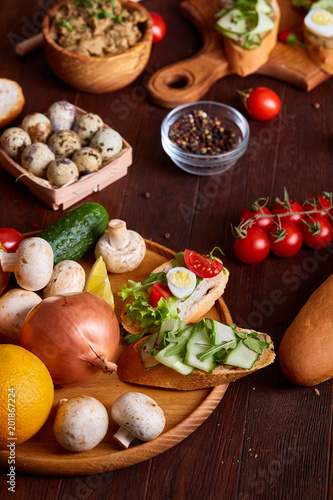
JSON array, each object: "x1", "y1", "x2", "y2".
[{"x1": 19, "y1": 292, "x2": 120, "y2": 387}]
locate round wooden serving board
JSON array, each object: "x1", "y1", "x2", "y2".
[
  {"x1": 0, "y1": 239, "x2": 232, "y2": 476},
  {"x1": 147, "y1": 0, "x2": 331, "y2": 109}
]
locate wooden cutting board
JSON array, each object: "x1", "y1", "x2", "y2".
[
  {"x1": 0, "y1": 239, "x2": 231, "y2": 476},
  {"x1": 147, "y1": 0, "x2": 331, "y2": 108}
]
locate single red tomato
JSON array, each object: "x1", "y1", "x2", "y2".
[
  {"x1": 0, "y1": 227, "x2": 24, "y2": 252},
  {"x1": 243, "y1": 87, "x2": 281, "y2": 121},
  {"x1": 300, "y1": 215, "x2": 333, "y2": 249},
  {"x1": 150, "y1": 282, "x2": 171, "y2": 308},
  {"x1": 272, "y1": 199, "x2": 305, "y2": 227},
  {"x1": 240, "y1": 205, "x2": 274, "y2": 234},
  {"x1": 233, "y1": 227, "x2": 270, "y2": 264},
  {"x1": 302, "y1": 195, "x2": 332, "y2": 220},
  {"x1": 184, "y1": 249, "x2": 223, "y2": 278},
  {"x1": 150, "y1": 12, "x2": 167, "y2": 44},
  {"x1": 269, "y1": 222, "x2": 303, "y2": 258}
]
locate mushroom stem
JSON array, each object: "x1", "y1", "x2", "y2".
[
  {"x1": 107, "y1": 220, "x2": 129, "y2": 250},
  {"x1": 0, "y1": 251, "x2": 16, "y2": 272},
  {"x1": 113, "y1": 427, "x2": 135, "y2": 449}
]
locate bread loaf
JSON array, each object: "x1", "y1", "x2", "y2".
[{"x1": 0, "y1": 79, "x2": 25, "y2": 128}]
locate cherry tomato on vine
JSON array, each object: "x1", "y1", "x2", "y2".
[
  {"x1": 241, "y1": 87, "x2": 281, "y2": 121},
  {"x1": 269, "y1": 222, "x2": 303, "y2": 258},
  {"x1": 272, "y1": 199, "x2": 305, "y2": 227},
  {"x1": 240, "y1": 205, "x2": 274, "y2": 234},
  {"x1": 150, "y1": 12, "x2": 167, "y2": 44},
  {"x1": 0, "y1": 227, "x2": 24, "y2": 252},
  {"x1": 302, "y1": 195, "x2": 332, "y2": 220},
  {"x1": 300, "y1": 215, "x2": 333, "y2": 249},
  {"x1": 233, "y1": 227, "x2": 270, "y2": 264},
  {"x1": 150, "y1": 282, "x2": 171, "y2": 308},
  {"x1": 184, "y1": 249, "x2": 223, "y2": 278}
]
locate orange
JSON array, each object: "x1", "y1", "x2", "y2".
[{"x1": 0, "y1": 344, "x2": 54, "y2": 449}]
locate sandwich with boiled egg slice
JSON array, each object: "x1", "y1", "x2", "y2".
[
  {"x1": 117, "y1": 249, "x2": 275, "y2": 390},
  {"x1": 302, "y1": 0, "x2": 333, "y2": 74}
]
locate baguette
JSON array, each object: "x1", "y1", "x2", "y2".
[
  {"x1": 120, "y1": 259, "x2": 230, "y2": 336},
  {"x1": 219, "y1": 0, "x2": 280, "y2": 77},
  {"x1": 117, "y1": 328, "x2": 275, "y2": 390},
  {"x1": 0, "y1": 79, "x2": 25, "y2": 128}
]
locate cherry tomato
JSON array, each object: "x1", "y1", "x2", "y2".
[
  {"x1": 150, "y1": 12, "x2": 167, "y2": 44},
  {"x1": 233, "y1": 227, "x2": 270, "y2": 264},
  {"x1": 269, "y1": 222, "x2": 303, "y2": 258},
  {"x1": 272, "y1": 199, "x2": 305, "y2": 227},
  {"x1": 302, "y1": 195, "x2": 332, "y2": 220},
  {"x1": 244, "y1": 87, "x2": 281, "y2": 121},
  {"x1": 300, "y1": 215, "x2": 333, "y2": 249},
  {"x1": 0, "y1": 228, "x2": 24, "y2": 252},
  {"x1": 150, "y1": 282, "x2": 171, "y2": 308},
  {"x1": 240, "y1": 205, "x2": 274, "y2": 234},
  {"x1": 184, "y1": 249, "x2": 223, "y2": 278}
]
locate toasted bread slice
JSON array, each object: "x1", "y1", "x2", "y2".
[
  {"x1": 0, "y1": 79, "x2": 25, "y2": 128},
  {"x1": 116, "y1": 328, "x2": 275, "y2": 390},
  {"x1": 303, "y1": 30, "x2": 333, "y2": 74},
  {"x1": 120, "y1": 259, "x2": 229, "y2": 336},
  {"x1": 222, "y1": 0, "x2": 280, "y2": 77}
]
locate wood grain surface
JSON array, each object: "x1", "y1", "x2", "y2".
[
  {"x1": 147, "y1": 0, "x2": 331, "y2": 108},
  {"x1": 0, "y1": 0, "x2": 332, "y2": 498}
]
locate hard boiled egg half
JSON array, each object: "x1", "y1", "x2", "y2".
[
  {"x1": 304, "y1": 9, "x2": 333, "y2": 38},
  {"x1": 166, "y1": 267, "x2": 196, "y2": 299}
]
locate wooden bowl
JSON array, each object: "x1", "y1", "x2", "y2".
[{"x1": 42, "y1": 1, "x2": 153, "y2": 94}]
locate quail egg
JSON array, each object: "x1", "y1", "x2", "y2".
[
  {"x1": 0, "y1": 127, "x2": 31, "y2": 161},
  {"x1": 90, "y1": 128, "x2": 123, "y2": 162},
  {"x1": 73, "y1": 113, "x2": 104, "y2": 145},
  {"x1": 304, "y1": 8, "x2": 333, "y2": 37},
  {"x1": 21, "y1": 113, "x2": 52, "y2": 143},
  {"x1": 72, "y1": 147, "x2": 102, "y2": 175},
  {"x1": 166, "y1": 267, "x2": 197, "y2": 299},
  {"x1": 47, "y1": 130, "x2": 81, "y2": 158},
  {"x1": 47, "y1": 157, "x2": 79, "y2": 187},
  {"x1": 48, "y1": 101, "x2": 77, "y2": 132},
  {"x1": 21, "y1": 142, "x2": 55, "y2": 178}
]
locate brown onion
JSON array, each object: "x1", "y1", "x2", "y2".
[{"x1": 20, "y1": 292, "x2": 119, "y2": 387}]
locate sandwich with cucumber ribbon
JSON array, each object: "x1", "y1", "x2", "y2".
[{"x1": 117, "y1": 249, "x2": 275, "y2": 390}]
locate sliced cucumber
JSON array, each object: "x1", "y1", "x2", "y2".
[
  {"x1": 212, "y1": 322, "x2": 237, "y2": 345},
  {"x1": 310, "y1": 0, "x2": 333, "y2": 14},
  {"x1": 184, "y1": 327, "x2": 216, "y2": 373},
  {"x1": 223, "y1": 341, "x2": 259, "y2": 369},
  {"x1": 154, "y1": 347, "x2": 194, "y2": 375},
  {"x1": 256, "y1": 0, "x2": 273, "y2": 14},
  {"x1": 250, "y1": 12, "x2": 275, "y2": 35},
  {"x1": 141, "y1": 332, "x2": 160, "y2": 369},
  {"x1": 216, "y1": 8, "x2": 250, "y2": 35}
]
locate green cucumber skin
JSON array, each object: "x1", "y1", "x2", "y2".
[{"x1": 40, "y1": 202, "x2": 109, "y2": 265}]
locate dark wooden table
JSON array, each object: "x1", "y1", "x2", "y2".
[{"x1": 0, "y1": 0, "x2": 332, "y2": 499}]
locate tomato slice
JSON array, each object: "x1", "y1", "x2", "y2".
[
  {"x1": 150, "y1": 282, "x2": 171, "y2": 308},
  {"x1": 0, "y1": 228, "x2": 24, "y2": 253},
  {"x1": 184, "y1": 249, "x2": 223, "y2": 278}
]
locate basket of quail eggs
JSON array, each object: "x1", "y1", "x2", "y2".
[{"x1": 0, "y1": 101, "x2": 132, "y2": 210}]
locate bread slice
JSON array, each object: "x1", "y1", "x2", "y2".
[
  {"x1": 222, "y1": 0, "x2": 280, "y2": 77},
  {"x1": 0, "y1": 79, "x2": 25, "y2": 128},
  {"x1": 303, "y1": 30, "x2": 333, "y2": 75},
  {"x1": 120, "y1": 259, "x2": 230, "y2": 336},
  {"x1": 116, "y1": 328, "x2": 275, "y2": 390}
]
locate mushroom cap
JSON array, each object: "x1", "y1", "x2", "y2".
[
  {"x1": 95, "y1": 229, "x2": 146, "y2": 274},
  {"x1": 15, "y1": 237, "x2": 54, "y2": 291},
  {"x1": 111, "y1": 392, "x2": 165, "y2": 442},
  {"x1": 43, "y1": 260, "x2": 86, "y2": 298},
  {"x1": 53, "y1": 396, "x2": 109, "y2": 452}
]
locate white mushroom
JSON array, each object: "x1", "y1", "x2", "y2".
[
  {"x1": 95, "y1": 220, "x2": 146, "y2": 274},
  {"x1": 43, "y1": 260, "x2": 86, "y2": 298},
  {"x1": 111, "y1": 392, "x2": 166, "y2": 449},
  {"x1": 0, "y1": 237, "x2": 54, "y2": 291},
  {"x1": 0, "y1": 288, "x2": 42, "y2": 344},
  {"x1": 53, "y1": 396, "x2": 109, "y2": 452}
]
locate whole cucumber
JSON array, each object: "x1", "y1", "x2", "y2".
[{"x1": 40, "y1": 202, "x2": 109, "y2": 265}]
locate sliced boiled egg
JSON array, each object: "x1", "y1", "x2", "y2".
[
  {"x1": 304, "y1": 9, "x2": 333, "y2": 38},
  {"x1": 166, "y1": 267, "x2": 196, "y2": 299}
]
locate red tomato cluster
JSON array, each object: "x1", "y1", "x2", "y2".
[{"x1": 233, "y1": 194, "x2": 333, "y2": 264}]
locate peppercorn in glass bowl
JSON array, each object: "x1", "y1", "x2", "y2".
[{"x1": 161, "y1": 101, "x2": 250, "y2": 176}]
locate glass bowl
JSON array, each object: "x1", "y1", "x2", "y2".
[{"x1": 161, "y1": 101, "x2": 250, "y2": 176}]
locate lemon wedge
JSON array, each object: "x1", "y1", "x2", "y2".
[{"x1": 85, "y1": 256, "x2": 114, "y2": 309}]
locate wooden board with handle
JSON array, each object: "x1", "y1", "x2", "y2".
[
  {"x1": 147, "y1": 0, "x2": 331, "y2": 109},
  {"x1": 0, "y1": 239, "x2": 231, "y2": 476}
]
